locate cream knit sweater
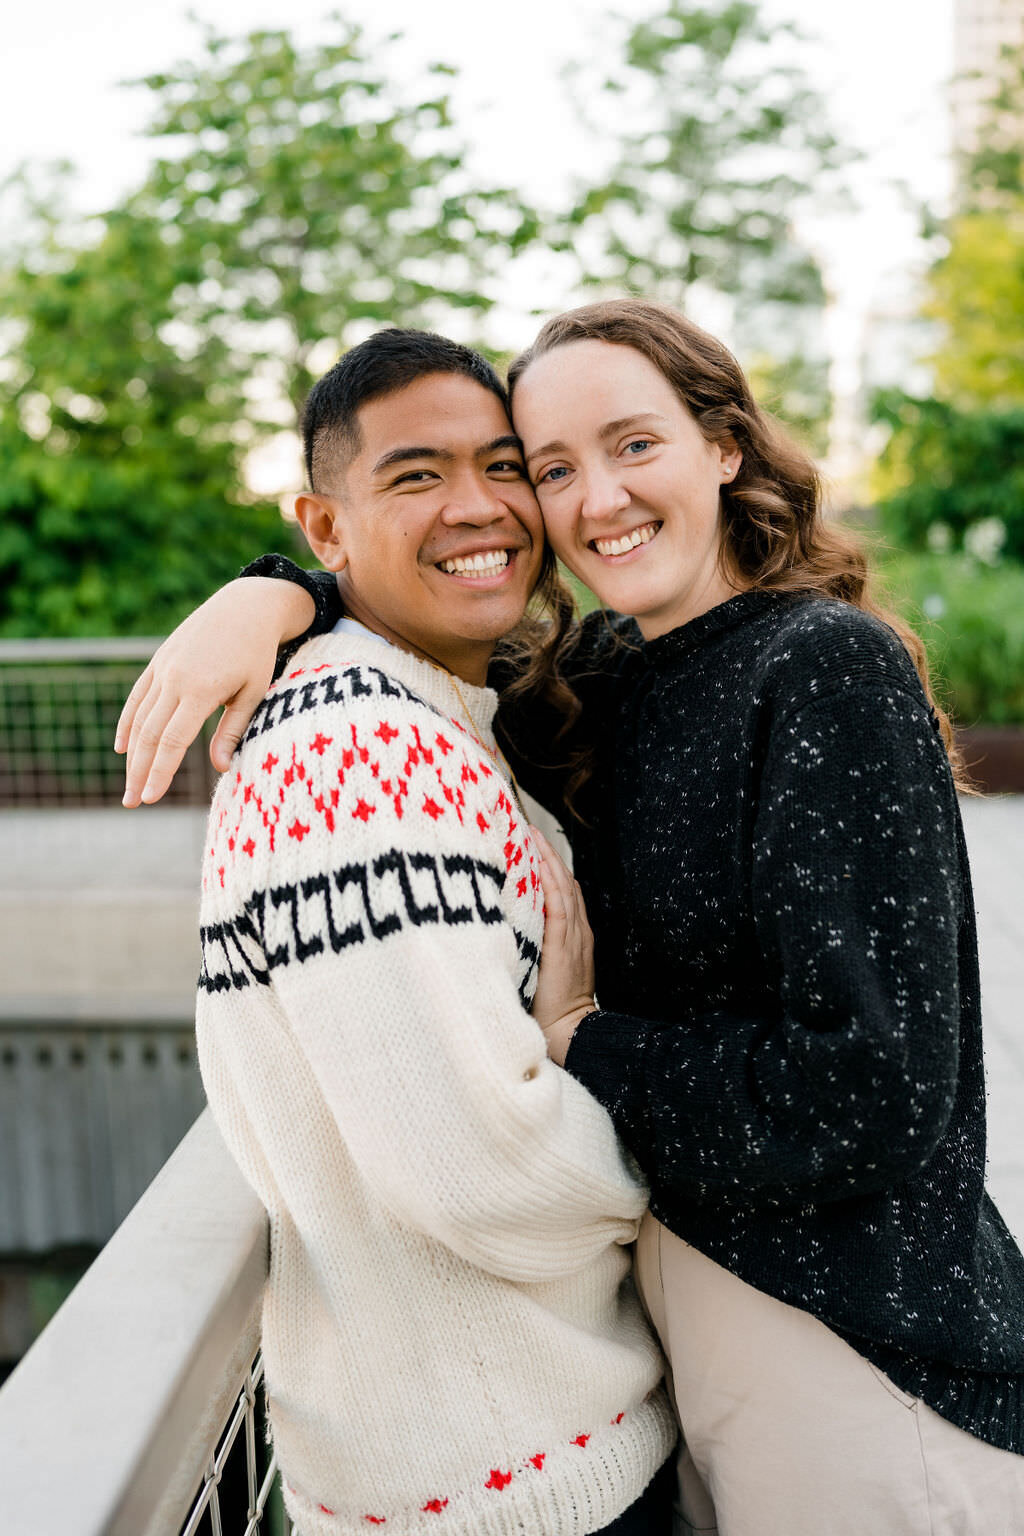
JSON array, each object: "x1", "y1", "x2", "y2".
[{"x1": 196, "y1": 631, "x2": 674, "y2": 1536}]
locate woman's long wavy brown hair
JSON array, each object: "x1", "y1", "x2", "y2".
[{"x1": 503, "y1": 297, "x2": 973, "y2": 795}]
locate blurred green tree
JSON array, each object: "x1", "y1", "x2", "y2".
[
  {"x1": 561, "y1": 0, "x2": 844, "y2": 441},
  {"x1": 924, "y1": 209, "x2": 1024, "y2": 408},
  {"x1": 121, "y1": 21, "x2": 539, "y2": 413},
  {"x1": 925, "y1": 42, "x2": 1024, "y2": 410},
  {"x1": 873, "y1": 41, "x2": 1024, "y2": 562},
  {"x1": 0, "y1": 19, "x2": 539, "y2": 636},
  {"x1": 0, "y1": 200, "x2": 275, "y2": 636}
]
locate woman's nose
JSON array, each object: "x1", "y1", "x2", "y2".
[{"x1": 579, "y1": 464, "x2": 631, "y2": 522}]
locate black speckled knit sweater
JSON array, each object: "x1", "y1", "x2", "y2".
[{"x1": 247, "y1": 559, "x2": 1024, "y2": 1455}]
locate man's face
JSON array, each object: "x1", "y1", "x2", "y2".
[{"x1": 315, "y1": 374, "x2": 544, "y2": 683}]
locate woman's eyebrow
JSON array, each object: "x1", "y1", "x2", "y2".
[
  {"x1": 598, "y1": 412, "x2": 668, "y2": 438},
  {"x1": 526, "y1": 438, "x2": 568, "y2": 465},
  {"x1": 526, "y1": 413, "x2": 668, "y2": 464}
]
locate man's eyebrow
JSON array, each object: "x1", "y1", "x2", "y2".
[
  {"x1": 371, "y1": 445, "x2": 454, "y2": 475},
  {"x1": 526, "y1": 414, "x2": 668, "y2": 465},
  {"x1": 370, "y1": 435, "x2": 522, "y2": 475},
  {"x1": 479, "y1": 434, "x2": 524, "y2": 458}
]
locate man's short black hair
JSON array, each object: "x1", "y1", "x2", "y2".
[{"x1": 301, "y1": 328, "x2": 509, "y2": 491}]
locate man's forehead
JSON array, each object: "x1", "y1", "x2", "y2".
[{"x1": 356, "y1": 373, "x2": 513, "y2": 459}]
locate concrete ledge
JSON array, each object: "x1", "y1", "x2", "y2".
[{"x1": 0, "y1": 1111, "x2": 268, "y2": 1536}]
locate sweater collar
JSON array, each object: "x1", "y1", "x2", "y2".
[
  {"x1": 642, "y1": 589, "x2": 782, "y2": 668},
  {"x1": 287, "y1": 630, "x2": 500, "y2": 738}
]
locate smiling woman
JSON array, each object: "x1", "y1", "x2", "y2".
[{"x1": 515, "y1": 348, "x2": 743, "y2": 640}]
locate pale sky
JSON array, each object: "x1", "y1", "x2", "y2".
[{"x1": 1, "y1": 0, "x2": 956, "y2": 482}]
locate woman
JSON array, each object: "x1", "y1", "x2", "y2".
[{"x1": 119, "y1": 300, "x2": 1024, "y2": 1533}]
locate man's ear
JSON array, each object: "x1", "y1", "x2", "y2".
[{"x1": 293, "y1": 492, "x2": 348, "y2": 572}]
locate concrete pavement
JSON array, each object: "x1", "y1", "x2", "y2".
[{"x1": 960, "y1": 795, "x2": 1024, "y2": 1248}]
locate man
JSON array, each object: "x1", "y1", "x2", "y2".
[{"x1": 187, "y1": 330, "x2": 674, "y2": 1535}]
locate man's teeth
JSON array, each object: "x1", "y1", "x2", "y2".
[
  {"x1": 439, "y1": 550, "x2": 511, "y2": 576},
  {"x1": 593, "y1": 523, "x2": 659, "y2": 558}
]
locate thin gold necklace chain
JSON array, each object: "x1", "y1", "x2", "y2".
[{"x1": 442, "y1": 670, "x2": 526, "y2": 816}]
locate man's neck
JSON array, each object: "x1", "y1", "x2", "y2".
[{"x1": 336, "y1": 582, "x2": 494, "y2": 686}]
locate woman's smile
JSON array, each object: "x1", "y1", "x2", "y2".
[{"x1": 513, "y1": 337, "x2": 743, "y2": 638}]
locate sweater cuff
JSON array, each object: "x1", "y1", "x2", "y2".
[
  {"x1": 563, "y1": 1010, "x2": 653, "y2": 1166},
  {"x1": 239, "y1": 553, "x2": 342, "y2": 638}
]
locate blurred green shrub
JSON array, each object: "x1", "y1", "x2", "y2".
[
  {"x1": 870, "y1": 395, "x2": 1024, "y2": 565},
  {"x1": 874, "y1": 549, "x2": 1024, "y2": 726}
]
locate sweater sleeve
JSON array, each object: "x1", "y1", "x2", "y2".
[
  {"x1": 199, "y1": 682, "x2": 646, "y2": 1281},
  {"x1": 240, "y1": 553, "x2": 344, "y2": 639},
  {"x1": 563, "y1": 683, "x2": 965, "y2": 1208}
]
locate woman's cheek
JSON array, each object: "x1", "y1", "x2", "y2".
[{"x1": 538, "y1": 503, "x2": 578, "y2": 567}]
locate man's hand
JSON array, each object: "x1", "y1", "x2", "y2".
[
  {"x1": 115, "y1": 576, "x2": 316, "y2": 807},
  {"x1": 530, "y1": 826, "x2": 596, "y2": 1067}
]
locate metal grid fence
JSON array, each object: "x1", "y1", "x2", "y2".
[
  {"x1": 180, "y1": 1353, "x2": 293, "y2": 1536},
  {"x1": 0, "y1": 639, "x2": 216, "y2": 806}
]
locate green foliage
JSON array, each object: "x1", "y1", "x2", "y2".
[
  {"x1": 0, "y1": 203, "x2": 289, "y2": 636},
  {"x1": 957, "y1": 41, "x2": 1024, "y2": 213},
  {"x1": 873, "y1": 549, "x2": 1024, "y2": 726},
  {"x1": 924, "y1": 204, "x2": 1024, "y2": 408},
  {"x1": 123, "y1": 20, "x2": 539, "y2": 412},
  {"x1": 0, "y1": 19, "x2": 540, "y2": 636},
  {"x1": 566, "y1": 1, "x2": 843, "y2": 317},
  {"x1": 870, "y1": 394, "x2": 1024, "y2": 564},
  {"x1": 868, "y1": 45, "x2": 1024, "y2": 573},
  {"x1": 746, "y1": 351, "x2": 832, "y2": 457}
]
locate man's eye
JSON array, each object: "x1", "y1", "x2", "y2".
[
  {"x1": 394, "y1": 470, "x2": 436, "y2": 485},
  {"x1": 490, "y1": 460, "x2": 525, "y2": 476}
]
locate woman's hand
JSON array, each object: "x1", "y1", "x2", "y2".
[
  {"x1": 530, "y1": 826, "x2": 596, "y2": 1067},
  {"x1": 115, "y1": 576, "x2": 316, "y2": 807}
]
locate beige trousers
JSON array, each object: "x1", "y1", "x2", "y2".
[{"x1": 635, "y1": 1212, "x2": 1024, "y2": 1536}]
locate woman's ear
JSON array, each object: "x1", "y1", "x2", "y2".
[
  {"x1": 293, "y1": 492, "x2": 348, "y2": 571},
  {"x1": 718, "y1": 437, "x2": 742, "y2": 483}
]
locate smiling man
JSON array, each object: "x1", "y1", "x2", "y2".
[
  {"x1": 191, "y1": 329, "x2": 675, "y2": 1536},
  {"x1": 292, "y1": 330, "x2": 543, "y2": 681}
]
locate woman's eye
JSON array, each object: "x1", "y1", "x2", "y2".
[
  {"x1": 625, "y1": 439, "x2": 652, "y2": 455},
  {"x1": 537, "y1": 465, "x2": 569, "y2": 485}
]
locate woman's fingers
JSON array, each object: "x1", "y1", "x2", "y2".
[
  {"x1": 114, "y1": 663, "x2": 155, "y2": 755},
  {"x1": 532, "y1": 827, "x2": 570, "y2": 915},
  {"x1": 533, "y1": 826, "x2": 586, "y2": 932},
  {"x1": 138, "y1": 700, "x2": 213, "y2": 805},
  {"x1": 121, "y1": 685, "x2": 173, "y2": 806},
  {"x1": 122, "y1": 688, "x2": 180, "y2": 806}
]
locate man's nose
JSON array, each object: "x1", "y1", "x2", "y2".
[{"x1": 440, "y1": 474, "x2": 508, "y2": 525}]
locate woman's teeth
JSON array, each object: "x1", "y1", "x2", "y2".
[
  {"x1": 439, "y1": 550, "x2": 511, "y2": 577},
  {"x1": 593, "y1": 523, "x2": 659, "y2": 557}
]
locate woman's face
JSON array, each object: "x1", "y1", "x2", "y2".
[{"x1": 512, "y1": 339, "x2": 743, "y2": 640}]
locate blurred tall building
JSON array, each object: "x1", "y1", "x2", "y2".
[{"x1": 952, "y1": 0, "x2": 1024, "y2": 156}]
